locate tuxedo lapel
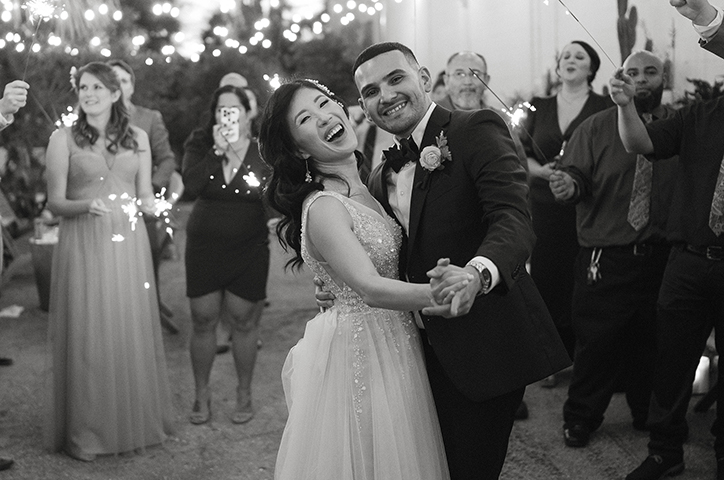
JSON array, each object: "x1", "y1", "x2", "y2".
[{"x1": 407, "y1": 106, "x2": 452, "y2": 256}]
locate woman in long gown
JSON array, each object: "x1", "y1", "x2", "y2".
[
  {"x1": 44, "y1": 62, "x2": 173, "y2": 461},
  {"x1": 259, "y1": 79, "x2": 468, "y2": 480},
  {"x1": 521, "y1": 41, "x2": 613, "y2": 373}
]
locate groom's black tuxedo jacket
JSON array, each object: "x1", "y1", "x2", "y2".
[{"x1": 368, "y1": 105, "x2": 571, "y2": 402}]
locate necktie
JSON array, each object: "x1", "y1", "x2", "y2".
[
  {"x1": 627, "y1": 113, "x2": 654, "y2": 231},
  {"x1": 383, "y1": 137, "x2": 419, "y2": 173},
  {"x1": 709, "y1": 154, "x2": 724, "y2": 236}
]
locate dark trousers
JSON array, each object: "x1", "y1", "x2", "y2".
[
  {"x1": 422, "y1": 331, "x2": 524, "y2": 480},
  {"x1": 530, "y1": 200, "x2": 579, "y2": 357},
  {"x1": 647, "y1": 245, "x2": 724, "y2": 460},
  {"x1": 564, "y1": 245, "x2": 669, "y2": 430}
]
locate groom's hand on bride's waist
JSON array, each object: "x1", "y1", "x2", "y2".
[{"x1": 313, "y1": 275, "x2": 335, "y2": 311}]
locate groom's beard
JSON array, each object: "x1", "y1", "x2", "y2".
[{"x1": 634, "y1": 83, "x2": 664, "y2": 114}]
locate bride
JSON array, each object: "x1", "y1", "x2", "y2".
[{"x1": 259, "y1": 79, "x2": 468, "y2": 480}]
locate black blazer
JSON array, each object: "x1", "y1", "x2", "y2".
[{"x1": 368, "y1": 106, "x2": 571, "y2": 401}]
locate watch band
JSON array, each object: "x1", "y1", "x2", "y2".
[{"x1": 467, "y1": 260, "x2": 491, "y2": 294}]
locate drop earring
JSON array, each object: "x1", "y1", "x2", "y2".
[{"x1": 304, "y1": 159, "x2": 312, "y2": 183}]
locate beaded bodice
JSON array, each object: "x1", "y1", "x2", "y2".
[{"x1": 301, "y1": 191, "x2": 403, "y2": 314}]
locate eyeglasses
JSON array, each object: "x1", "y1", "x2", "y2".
[{"x1": 449, "y1": 70, "x2": 485, "y2": 80}]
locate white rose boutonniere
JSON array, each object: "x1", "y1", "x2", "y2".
[{"x1": 419, "y1": 131, "x2": 452, "y2": 172}]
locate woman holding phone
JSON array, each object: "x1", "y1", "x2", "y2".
[{"x1": 182, "y1": 85, "x2": 271, "y2": 425}]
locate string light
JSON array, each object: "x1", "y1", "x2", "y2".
[{"x1": 0, "y1": 0, "x2": 385, "y2": 67}]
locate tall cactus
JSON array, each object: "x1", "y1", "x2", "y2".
[{"x1": 617, "y1": 0, "x2": 638, "y2": 64}]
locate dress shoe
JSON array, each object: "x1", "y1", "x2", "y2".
[
  {"x1": 625, "y1": 454, "x2": 684, "y2": 480},
  {"x1": 0, "y1": 357, "x2": 13, "y2": 366},
  {"x1": 0, "y1": 458, "x2": 13, "y2": 471},
  {"x1": 717, "y1": 457, "x2": 724, "y2": 480},
  {"x1": 563, "y1": 423, "x2": 590, "y2": 448},
  {"x1": 514, "y1": 400, "x2": 529, "y2": 420}
]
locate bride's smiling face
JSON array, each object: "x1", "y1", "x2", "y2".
[{"x1": 287, "y1": 87, "x2": 358, "y2": 165}]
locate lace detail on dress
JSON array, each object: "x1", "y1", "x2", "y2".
[
  {"x1": 300, "y1": 190, "x2": 413, "y2": 426},
  {"x1": 300, "y1": 190, "x2": 403, "y2": 314}
]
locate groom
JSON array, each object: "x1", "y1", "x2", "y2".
[{"x1": 353, "y1": 42, "x2": 571, "y2": 479}]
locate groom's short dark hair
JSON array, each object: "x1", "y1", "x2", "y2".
[{"x1": 353, "y1": 42, "x2": 419, "y2": 75}]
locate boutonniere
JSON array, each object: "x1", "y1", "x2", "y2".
[{"x1": 419, "y1": 131, "x2": 452, "y2": 172}]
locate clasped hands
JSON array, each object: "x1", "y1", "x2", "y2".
[
  {"x1": 314, "y1": 258, "x2": 481, "y2": 319},
  {"x1": 423, "y1": 258, "x2": 480, "y2": 318}
]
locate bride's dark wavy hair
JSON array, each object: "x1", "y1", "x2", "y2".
[
  {"x1": 258, "y1": 78, "x2": 364, "y2": 270},
  {"x1": 71, "y1": 62, "x2": 138, "y2": 153}
]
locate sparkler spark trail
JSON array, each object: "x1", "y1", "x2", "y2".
[
  {"x1": 21, "y1": 0, "x2": 61, "y2": 81},
  {"x1": 554, "y1": 0, "x2": 618, "y2": 68},
  {"x1": 469, "y1": 69, "x2": 548, "y2": 164}
]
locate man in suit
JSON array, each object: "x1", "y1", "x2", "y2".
[
  {"x1": 0, "y1": 77, "x2": 29, "y2": 474},
  {"x1": 670, "y1": 0, "x2": 724, "y2": 55},
  {"x1": 353, "y1": 42, "x2": 571, "y2": 480},
  {"x1": 109, "y1": 59, "x2": 179, "y2": 333}
]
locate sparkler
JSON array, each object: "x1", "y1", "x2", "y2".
[
  {"x1": 469, "y1": 69, "x2": 547, "y2": 162},
  {"x1": 550, "y1": 0, "x2": 618, "y2": 68},
  {"x1": 21, "y1": 0, "x2": 62, "y2": 81}
]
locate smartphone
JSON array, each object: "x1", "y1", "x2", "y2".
[{"x1": 219, "y1": 106, "x2": 240, "y2": 143}]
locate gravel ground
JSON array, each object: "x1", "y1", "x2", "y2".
[{"x1": 0, "y1": 202, "x2": 717, "y2": 479}]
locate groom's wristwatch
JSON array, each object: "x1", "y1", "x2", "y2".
[{"x1": 467, "y1": 260, "x2": 492, "y2": 295}]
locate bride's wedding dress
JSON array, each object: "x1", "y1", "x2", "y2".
[{"x1": 274, "y1": 191, "x2": 449, "y2": 480}]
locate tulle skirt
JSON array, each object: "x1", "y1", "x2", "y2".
[
  {"x1": 275, "y1": 307, "x2": 449, "y2": 480},
  {"x1": 45, "y1": 208, "x2": 174, "y2": 456}
]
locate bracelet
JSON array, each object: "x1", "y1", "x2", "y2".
[{"x1": 213, "y1": 146, "x2": 226, "y2": 158}]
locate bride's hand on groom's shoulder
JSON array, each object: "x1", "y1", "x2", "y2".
[{"x1": 423, "y1": 259, "x2": 475, "y2": 318}]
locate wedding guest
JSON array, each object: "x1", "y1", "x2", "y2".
[
  {"x1": 182, "y1": 85, "x2": 270, "y2": 425},
  {"x1": 611, "y1": 3, "x2": 724, "y2": 478},
  {"x1": 45, "y1": 62, "x2": 173, "y2": 461},
  {"x1": 521, "y1": 40, "x2": 613, "y2": 384},
  {"x1": 108, "y1": 59, "x2": 179, "y2": 334},
  {"x1": 550, "y1": 50, "x2": 676, "y2": 448},
  {"x1": 0, "y1": 77, "x2": 29, "y2": 474},
  {"x1": 215, "y1": 72, "x2": 267, "y2": 355}
]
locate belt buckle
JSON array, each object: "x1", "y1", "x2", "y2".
[{"x1": 706, "y1": 246, "x2": 723, "y2": 260}]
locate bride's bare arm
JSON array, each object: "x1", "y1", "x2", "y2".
[{"x1": 306, "y1": 196, "x2": 469, "y2": 313}]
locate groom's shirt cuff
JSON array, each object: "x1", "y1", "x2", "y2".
[
  {"x1": 467, "y1": 256, "x2": 500, "y2": 294},
  {"x1": 694, "y1": 6, "x2": 723, "y2": 41}
]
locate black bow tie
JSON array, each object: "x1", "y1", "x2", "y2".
[{"x1": 383, "y1": 137, "x2": 419, "y2": 173}]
